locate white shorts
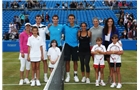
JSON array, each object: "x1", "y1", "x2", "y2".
[
  {"x1": 19, "y1": 53, "x2": 31, "y2": 71},
  {"x1": 43, "y1": 44, "x2": 48, "y2": 60},
  {"x1": 94, "y1": 57, "x2": 105, "y2": 66},
  {"x1": 49, "y1": 62, "x2": 56, "y2": 68}
]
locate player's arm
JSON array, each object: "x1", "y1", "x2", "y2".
[
  {"x1": 19, "y1": 34, "x2": 25, "y2": 58},
  {"x1": 91, "y1": 46, "x2": 99, "y2": 55},
  {"x1": 88, "y1": 31, "x2": 92, "y2": 42},
  {"x1": 27, "y1": 46, "x2": 30, "y2": 61},
  {"x1": 54, "y1": 48, "x2": 61, "y2": 63},
  {"x1": 116, "y1": 50, "x2": 123, "y2": 55}
]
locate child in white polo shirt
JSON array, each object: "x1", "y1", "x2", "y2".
[
  {"x1": 91, "y1": 37, "x2": 106, "y2": 87},
  {"x1": 27, "y1": 26, "x2": 44, "y2": 86},
  {"x1": 47, "y1": 40, "x2": 61, "y2": 73}
]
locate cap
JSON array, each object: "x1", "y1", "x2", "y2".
[{"x1": 25, "y1": 23, "x2": 31, "y2": 26}]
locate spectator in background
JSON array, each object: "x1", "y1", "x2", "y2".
[
  {"x1": 9, "y1": 29, "x2": 19, "y2": 40},
  {"x1": 11, "y1": 1, "x2": 19, "y2": 9},
  {"x1": 120, "y1": 30, "x2": 128, "y2": 39},
  {"x1": 132, "y1": 26, "x2": 137, "y2": 40},
  {"x1": 19, "y1": 13, "x2": 25, "y2": 25},
  {"x1": 6, "y1": 2, "x2": 9, "y2": 8},
  {"x1": 64, "y1": 2, "x2": 68, "y2": 9},
  {"x1": 25, "y1": 1, "x2": 33, "y2": 9},
  {"x1": 8, "y1": 22, "x2": 14, "y2": 33},
  {"x1": 42, "y1": 2, "x2": 46, "y2": 9},
  {"x1": 45, "y1": 12, "x2": 50, "y2": 22},
  {"x1": 99, "y1": 18, "x2": 103, "y2": 24},
  {"x1": 41, "y1": 14, "x2": 45, "y2": 22},
  {"x1": 25, "y1": 16, "x2": 30, "y2": 23},
  {"x1": 16, "y1": 16, "x2": 21, "y2": 30},
  {"x1": 103, "y1": 18, "x2": 107, "y2": 25}
]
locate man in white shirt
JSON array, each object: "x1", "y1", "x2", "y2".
[{"x1": 32, "y1": 15, "x2": 49, "y2": 82}]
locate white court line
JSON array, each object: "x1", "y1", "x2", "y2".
[{"x1": 3, "y1": 82, "x2": 137, "y2": 86}]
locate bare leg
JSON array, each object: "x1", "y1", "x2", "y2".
[
  {"x1": 73, "y1": 61, "x2": 78, "y2": 71},
  {"x1": 116, "y1": 67, "x2": 121, "y2": 83},
  {"x1": 20, "y1": 71, "x2": 24, "y2": 79},
  {"x1": 31, "y1": 62, "x2": 36, "y2": 80},
  {"x1": 43, "y1": 60, "x2": 48, "y2": 74},
  {"x1": 66, "y1": 61, "x2": 70, "y2": 72},
  {"x1": 36, "y1": 62, "x2": 40, "y2": 80}
]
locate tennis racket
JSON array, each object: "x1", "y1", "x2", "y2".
[
  {"x1": 94, "y1": 46, "x2": 104, "y2": 65},
  {"x1": 110, "y1": 45, "x2": 120, "y2": 71}
]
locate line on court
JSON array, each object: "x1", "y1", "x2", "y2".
[{"x1": 3, "y1": 82, "x2": 137, "y2": 86}]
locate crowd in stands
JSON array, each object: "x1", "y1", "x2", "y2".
[
  {"x1": 118, "y1": 9, "x2": 137, "y2": 40},
  {"x1": 3, "y1": 0, "x2": 135, "y2": 10}
]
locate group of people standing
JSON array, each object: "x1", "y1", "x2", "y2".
[{"x1": 18, "y1": 14, "x2": 123, "y2": 89}]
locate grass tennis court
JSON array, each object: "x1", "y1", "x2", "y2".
[{"x1": 3, "y1": 51, "x2": 137, "y2": 90}]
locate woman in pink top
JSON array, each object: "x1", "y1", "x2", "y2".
[{"x1": 19, "y1": 23, "x2": 32, "y2": 85}]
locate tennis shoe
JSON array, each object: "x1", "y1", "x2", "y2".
[
  {"x1": 74, "y1": 74, "x2": 79, "y2": 82},
  {"x1": 44, "y1": 76, "x2": 48, "y2": 82},
  {"x1": 86, "y1": 78, "x2": 90, "y2": 84},
  {"x1": 110, "y1": 82, "x2": 116, "y2": 88},
  {"x1": 19, "y1": 79, "x2": 24, "y2": 85},
  {"x1": 65, "y1": 76, "x2": 70, "y2": 82},
  {"x1": 95, "y1": 82, "x2": 99, "y2": 86},
  {"x1": 100, "y1": 81, "x2": 106, "y2": 86},
  {"x1": 24, "y1": 78, "x2": 30, "y2": 84},
  {"x1": 36, "y1": 79, "x2": 41, "y2": 86},
  {"x1": 81, "y1": 77, "x2": 86, "y2": 82},
  {"x1": 30, "y1": 80, "x2": 35, "y2": 86},
  {"x1": 116, "y1": 83, "x2": 122, "y2": 88}
]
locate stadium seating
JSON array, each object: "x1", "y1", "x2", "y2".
[{"x1": 2, "y1": 0, "x2": 137, "y2": 36}]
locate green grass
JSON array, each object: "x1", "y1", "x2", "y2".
[{"x1": 3, "y1": 51, "x2": 137, "y2": 90}]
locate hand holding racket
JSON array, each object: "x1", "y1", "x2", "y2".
[{"x1": 110, "y1": 45, "x2": 120, "y2": 71}]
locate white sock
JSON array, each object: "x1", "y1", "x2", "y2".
[
  {"x1": 74, "y1": 71, "x2": 77, "y2": 74},
  {"x1": 96, "y1": 80, "x2": 98, "y2": 83},
  {"x1": 101, "y1": 80, "x2": 104, "y2": 83},
  {"x1": 44, "y1": 73, "x2": 47, "y2": 77},
  {"x1": 66, "y1": 72, "x2": 70, "y2": 77},
  {"x1": 34, "y1": 73, "x2": 36, "y2": 78}
]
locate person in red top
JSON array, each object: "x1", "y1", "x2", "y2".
[{"x1": 19, "y1": 23, "x2": 32, "y2": 85}]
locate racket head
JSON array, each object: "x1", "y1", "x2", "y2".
[{"x1": 110, "y1": 45, "x2": 120, "y2": 62}]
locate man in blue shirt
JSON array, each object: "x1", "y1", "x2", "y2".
[
  {"x1": 48, "y1": 15, "x2": 63, "y2": 50},
  {"x1": 64, "y1": 14, "x2": 80, "y2": 82}
]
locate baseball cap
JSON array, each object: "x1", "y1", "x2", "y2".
[{"x1": 25, "y1": 23, "x2": 31, "y2": 26}]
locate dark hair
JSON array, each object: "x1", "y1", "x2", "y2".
[
  {"x1": 96, "y1": 37, "x2": 102, "y2": 41},
  {"x1": 68, "y1": 14, "x2": 75, "y2": 19},
  {"x1": 80, "y1": 22, "x2": 87, "y2": 27},
  {"x1": 35, "y1": 14, "x2": 42, "y2": 19},
  {"x1": 50, "y1": 39, "x2": 58, "y2": 47},
  {"x1": 111, "y1": 34, "x2": 118, "y2": 39},
  {"x1": 103, "y1": 17, "x2": 116, "y2": 35},
  {"x1": 32, "y1": 26, "x2": 38, "y2": 31},
  {"x1": 32, "y1": 26, "x2": 39, "y2": 35},
  {"x1": 52, "y1": 15, "x2": 59, "y2": 19}
]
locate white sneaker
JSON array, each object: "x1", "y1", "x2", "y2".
[
  {"x1": 19, "y1": 79, "x2": 24, "y2": 85},
  {"x1": 100, "y1": 81, "x2": 106, "y2": 86},
  {"x1": 95, "y1": 82, "x2": 99, "y2": 86},
  {"x1": 110, "y1": 82, "x2": 116, "y2": 88},
  {"x1": 86, "y1": 78, "x2": 90, "y2": 84},
  {"x1": 116, "y1": 83, "x2": 122, "y2": 88},
  {"x1": 74, "y1": 75, "x2": 79, "y2": 82},
  {"x1": 44, "y1": 77, "x2": 48, "y2": 82},
  {"x1": 36, "y1": 79, "x2": 41, "y2": 86},
  {"x1": 81, "y1": 77, "x2": 86, "y2": 82},
  {"x1": 24, "y1": 78, "x2": 30, "y2": 84},
  {"x1": 30, "y1": 80, "x2": 35, "y2": 86},
  {"x1": 65, "y1": 76, "x2": 70, "y2": 82}
]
